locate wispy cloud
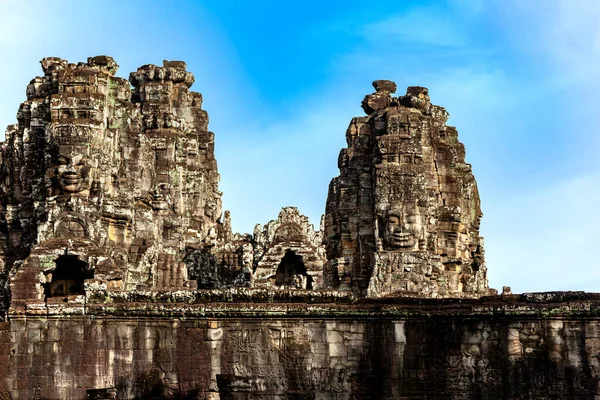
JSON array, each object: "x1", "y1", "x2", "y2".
[
  {"x1": 493, "y1": 0, "x2": 600, "y2": 168},
  {"x1": 1, "y1": 0, "x2": 600, "y2": 294},
  {"x1": 216, "y1": 85, "x2": 361, "y2": 234},
  {"x1": 494, "y1": 0, "x2": 600, "y2": 81},
  {"x1": 446, "y1": 1, "x2": 600, "y2": 292},
  {"x1": 361, "y1": 8, "x2": 468, "y2": 48},
  {"x1": 485, "y1": 171, "x2": 600, "y2": 292}
]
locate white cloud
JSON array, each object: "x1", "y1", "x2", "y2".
[
  {"x1": 2, "y1": 0, "x2": 599, "y2": 296},
  {"x1": 491, "y1": 0, "x2": 600, "y2": 180},
  {"x1": 495, "y1": 0, "x2": 600, "y2": 81}
]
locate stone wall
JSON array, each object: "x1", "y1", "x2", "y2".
[
  {"x1": 0, "y1": 55, "x2": 595, "y2": 400},
  {"x1": 1, "y1": 292, "x2": 600, "y2": 399}
]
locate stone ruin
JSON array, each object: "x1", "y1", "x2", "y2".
[
  {"x1": 9, "y1": 56, "x2": 588, "y2": 400},
  {"x1": 0, "y1": 56, "x2": 223, "y2": 312},
  {"x1": 253, "y1": 207, "x2": 325, "y2": 290},
  {"x1": 0, "y1": 57, "x2": 490, "y2": 314},
  {"x1": 324, "y1": 81, "x2": 488, "y2": 298}
]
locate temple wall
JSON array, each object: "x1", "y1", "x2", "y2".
[
  {"x1": 1, "y1": 294, "x2": 600, "y2": 399},
  {"x1": 0, "y1": 57, "x2": 595, "y2": 400}
]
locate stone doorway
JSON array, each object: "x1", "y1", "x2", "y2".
[
  {"x1": 274, "y1": 249, "x2": 313, "y2": 289},
  {"x1": 46, "y1": 254, "x2": 93, "y2": 298}
]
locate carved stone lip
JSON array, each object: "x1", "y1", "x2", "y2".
[
  {"x1": 392, "y1": 233, "x2": 413, "y2": 240},
  {"x1": 60, "y1": 172, "x2": 83, "y2": 192},
  {"x1": 61, "y1": 179, "x2": 82, "y2": 187},
  {"x1": 391, "y1": 233, "x2": 416, "y2": 247},
  {"x1": 61, "y1": 172, "x2": 82, "y2": 184}
]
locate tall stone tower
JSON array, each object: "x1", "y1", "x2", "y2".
[
  {"x1": 323, "y1": 81, "x2": 487, "y2": 297},
  {"x1": 0, "y1": 56, "x2": 223, "y2": 311}
]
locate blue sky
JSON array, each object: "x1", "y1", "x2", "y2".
[{"x1": 1, "y1": 0, "x2": 599, "y2": 293}]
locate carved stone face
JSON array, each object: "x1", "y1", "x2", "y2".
[
  {"x1": 54, "y1": 152, "x2": 92, "y2": 194},
  {"x1": 382, "y1": 204, "x2": 423, "y2": 251},
  {"x1": 150, "y1": 184, "x2": 171, "y2": 210}
]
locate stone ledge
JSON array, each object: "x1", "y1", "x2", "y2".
[{"x1": 6, "y1": 290, "x2": 600, "y2": 319}]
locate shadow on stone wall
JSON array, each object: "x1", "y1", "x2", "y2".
[
  {"x1": 3, "y1": 296, "x2": 600, "y2": 399},
  {"x1": 115, "y1": 370, "x2": 201, "y2": 399}
]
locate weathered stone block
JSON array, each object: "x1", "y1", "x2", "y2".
[{"x1": 207, "y1": 328, "x2": 223, "y2": 342}]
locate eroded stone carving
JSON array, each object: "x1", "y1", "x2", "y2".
[
  {"x1": 381, "y1": 202, "x2": 425, "y2": 251},
  {"x1": 0, "y1": 56, "x2": 597, "y2": 400},
  {"x1": 0, "y1": 57, "x2": 490, "y2": 312},
  {"x1": 324, "y1": 81, "x2": 488, "y2": 297},
  {"x1": 253, "y1": 207, "x2": 325, "y2": 289},
  {"x1": 0, "y1": 56, "x2": 224, "y2": 310}
]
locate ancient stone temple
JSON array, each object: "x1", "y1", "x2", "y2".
[
  {"x1": 0, "y1": 57, "x2": 599, "y2": 400},
  {"x1": 253, "y1": 207, "x2": 325, "y2": 289},
  {"x1": 324, "y1": 81, "x2": 487, "y2": 298},
  {"x1": 0, "y1": 57, "x2": 223, "y2": 313}
]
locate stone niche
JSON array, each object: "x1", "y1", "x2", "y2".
[
  {"x1": 253, "y1": 207, "x2": 325, "y2": 289},
  {"x1": 324, "y1": 81, "x2": 489, "y2": 298}
]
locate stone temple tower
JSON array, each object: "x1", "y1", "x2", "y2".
[
  {"x1": 323, "y1": 81, "x2": 488, "y2": 298},
  {"x1": 0, "y1": 56, "x2": 223, "y2": 311}
]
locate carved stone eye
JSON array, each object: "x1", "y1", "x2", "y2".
[
  {"x1": 57, "y1": 156, "x2": 69, "y2": 165},
  {"x1": 388, "y1": 216, "x2": 400, "y2": 225}
]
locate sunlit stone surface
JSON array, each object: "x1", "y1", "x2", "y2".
[
  {"x1": 324, "y1": 82, "x2": 488, "y2": 298},
  {"x1": 0, "y1": 57, "x2": 597, "y2": 399}
]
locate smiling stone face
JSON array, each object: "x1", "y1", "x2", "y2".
[
  {"x1": 54, "y1": 152, "x2": 92, "y2": 194},
  {"x1": 325, "y1": 83, "x2": 488, "y2": 297},
  {"x1": 382, "y1": 204, "x2": 423, "y2": 251},
  {"x1": 47, "y1": 141, "x2": 99, "y2": 197}
]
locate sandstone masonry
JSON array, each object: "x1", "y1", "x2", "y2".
[
  {"x1": 0, "y1": 56, "x2": 593, "y2": 399},
  {"x1": 324, "y1": 82, "x2": 487, "y2": 297}
]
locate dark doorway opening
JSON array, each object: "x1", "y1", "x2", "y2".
[
  {"x1": 274, "y1": 249, "x2": 313, "y2": 289},
  {"x1": 46, "y1": 254, "x2": 93, "y2": 298}
]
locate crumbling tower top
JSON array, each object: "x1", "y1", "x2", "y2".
[{"x1": 324, "y1": 80, "x2": 488, "y2": 298}]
